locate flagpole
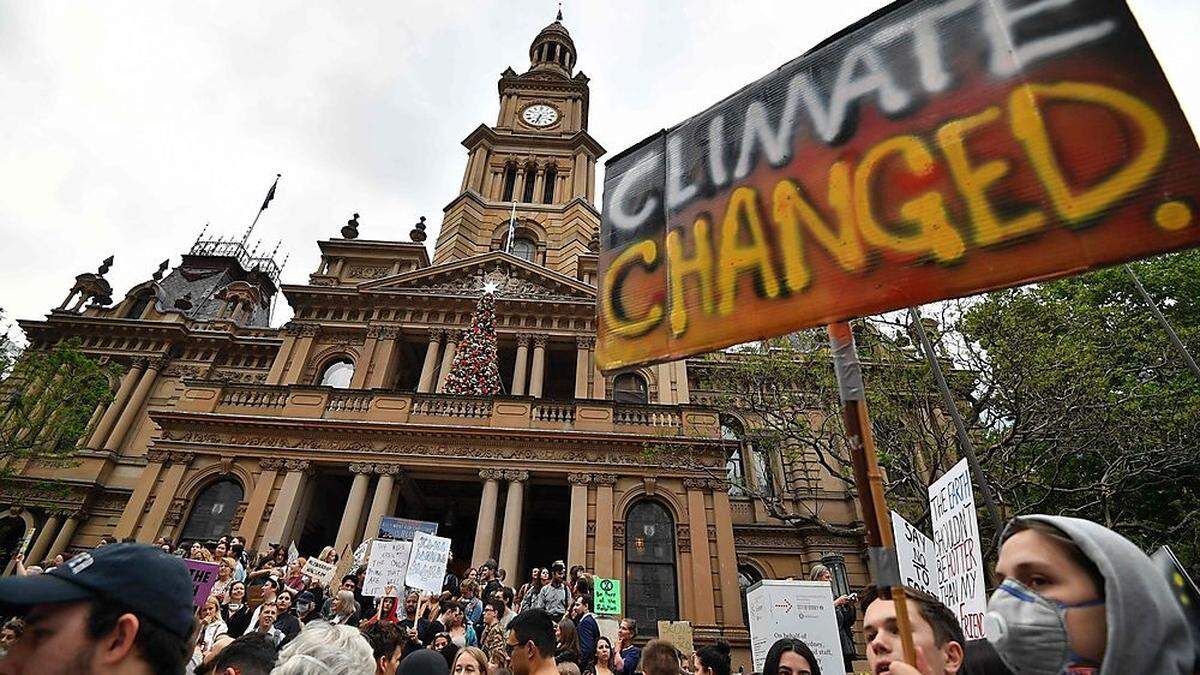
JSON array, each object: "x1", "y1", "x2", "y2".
[
  {"x1": 827, "y1": 321, "x2": 918, "y2": 666},
  {"x1": 241, "y1": 173, "x2": 281, "y2": 247},
  {"x1": 505, "y1": 201, "x2": 517, "y2": 253},
  {"x1": 1124, "y1": 264, "x2": 1200, "y2": 380}
]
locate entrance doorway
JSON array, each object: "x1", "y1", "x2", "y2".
[
  {"x1": 520, "y1": 482, "x2": 569, "y2": 576},
  {"x1": 394, "y1": 476, "x2": 481, "y2": 574},
  {"x1": 297, "y1": 473, "x2": 352, "y2": 555},
  {"x1": 0, "y1": 516, "x2": 26, "y2": 567}
]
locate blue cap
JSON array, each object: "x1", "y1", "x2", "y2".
[{"x1": 0, "y1": 543, "x2": 194, "y2": 639}]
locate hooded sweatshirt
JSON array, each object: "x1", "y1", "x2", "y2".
[{"x1": 1007, "y1": 515, "x2": 1194, "y2": 675}]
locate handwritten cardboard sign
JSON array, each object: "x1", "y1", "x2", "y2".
[
  {"x1": 656, "y1": 621, "x2": 694, "y2": 655},
  {"x1": 928, "y1": 459, "x2": 986, "y2": 640},
  {"x1": 302, "y1": 557, "x2": 337, "y2": 587},
  {"x1": 185, "y1": 559, "x2": 220, "y2": 607},
  {"x1": 892, "y1": 510, "x2": 938, "y2": 598},
  {"x1": 597, "y1": 0, "x2": 1200, "y2": 369},
  {"x1": 405, "y1": 531, "x2": 452, "y2": 594},
  {"x1": 594, "y1": 577, "x2": 622, "y2": 616},
  {"x1": 362, "y1": 540, "x2": 412, "y2": 597}
]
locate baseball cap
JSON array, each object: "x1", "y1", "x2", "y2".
[{"x1": 0, "y1": 543, "x2": 194, "y2": 639}]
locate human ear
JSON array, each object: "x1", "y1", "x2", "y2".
[
  {"x1": 97, "y1": 613, "x2": 140, "y2": 665},
  {"x1": 943, "y1": 641, "x2": 965, "y2": 673}
]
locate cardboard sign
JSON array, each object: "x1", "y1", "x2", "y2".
[
  {"x1": 185, "y1": 560, "x2": 220, "y2": 607},
  {"x1": 928, "y1": 459, "x2": 987, "y2": 640},
  {"x1": 891, "y1": 510, "x2": 938, "y2": 598},
  {"x1": 746, "y1": 580, "x2": 844, "y2": 674},
  {"x1": 405, "y1": 531, "x2": 452, "y2": 594},
  {"x1": 302, "y1": 557, "x2": 337, "y2": 587},
  {"x1": 379, "y1": 517, "x2": 439, "y2": 541},
  {"x1": 597, "y1": 618, "x2": 621, "y2": 651},
  {"x1": 287, "y1": 542, "x2": 299, "y2": 565},
  {"x1": 594, "y1": 577, "x2": 622, "y2": 615},
  {"x1": 596, "y1": 0, "x2": 1200, "y2": 370},
  {"x1": 656, "y1": 621, "x2": 694, "y2": 655},
  {"x1": 362, "y1": 540, "x2": 412, "y2": 597}
]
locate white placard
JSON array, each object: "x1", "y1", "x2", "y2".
[
  {"x1": 405, "y1": 531, "x2": 452, "y2": 594},
  {"x1": 928, "y1": 458, "x2": 987, "y2": 640},
  {"x1": 287, "y1": 542, "x2": 299, "y2": 564},
  {"x1": 891, "y1": 511, "x2": 938, "y2": 598},
  {"x1": 302, "y1": 557, "x2": 337, "y2": 587},
  {"x1": 746, "y1": 580, "x2": 844, "y2": 675},
  {"x1": 363, "y1": 540, "x2": 412, "y2": 597}
]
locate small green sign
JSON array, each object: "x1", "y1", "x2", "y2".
[{"x1": 595, "y1": 577, "x2": 622, "y2": 615}]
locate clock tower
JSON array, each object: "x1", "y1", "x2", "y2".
[{"x1": 433, "y1": 12, "x2": 605, "y2": 282}]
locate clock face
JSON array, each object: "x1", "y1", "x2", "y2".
[{"x1": 522, "y1": 104, "x2": 559, "y2": 127}]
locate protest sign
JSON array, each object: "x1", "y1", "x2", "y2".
[
  {"x1": 594, "y1": 578, "x2": 622, "y2": 616},
  {"x1": 379, "y1": 516, "x2": 439, "y2": 541},
  {"x1": 302, "y1": 557, "x2": 337, "y2": 587},
  {"x1": 656, "y1": 621, "x2": 693, "y2": 655},
  {"x1": 405, "y1": 531, "x2": 452, "y2": 594},
  {"x1": 185, "y1": 560, "x2": 220, "y2": 606},
  {"x1": 362, "y1": 540, "x2": 412, "y2": 597},
  {"x1": 892, "y1": 510, "x2": 938, "y2": 598},
  {"x1": 746, "y1": 580, "x2": 844, "y2": 674},
  {"x1": 597, "y1": 618, "x2": 620, "y2": 650},
  {"x1": 596, "y1": 0, "x2": 1200, "y2": 370},
  {"x1": 928, "y1": 459, "x2": 986, "y2": 639},
  {"x1": 287, "y1": 542, "x2": 299, "y2": 565}
]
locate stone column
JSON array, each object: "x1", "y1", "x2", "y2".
[
  {"x1": 574, "y1": 337, "x2": 593, "y2": 399},
  {"x1": 566, "y1": 473, "x2": 591, "y2": 569},
  {"x1": 593, "y1": 474, "x2": 616, "y2": 577},
  {"x1": 435, "y1": 330, "x2": 461, "y2": 393},
  {"x1": 103, "y1": 357, "x2": 165, "y2": 452},
  {"x1": 351, "y1": 328, "x2": 382, "y2": 389},
  {"x1": 334, "y1": 464, "x2": 374, "y2": 556},
  {"x1": 86, "y1": 359, "x2": 145, "y2": 450},
  {"x1": 711, "y1": 486, "x2": 745, "y2": 626},
  {"x1": 113, "y1": 455, "x2": 165, "y2": 538},
  {"x1": 266, "y1": 324, "x2": 301, "y2": 384},
  {"x1": 26, "y1": 513, "x2": 62, "y2": 564},
  {"x1": 511, "y1": 334, "x2": 530, "y2": 396},
  {"x1": 472, "y1": 469, "x2": 503, "y2": 566},
  {"x1": 239, "y1": 459, "x2": 284, "y2": 550},
  {"x1": 364, "y1": 464, "x2": 402, "y2": 545},
  {"x1": 683, "y1": 479, "x2": 718, "y2": 623},
  {"x1": 528, "y1": 335, "x2": 547, "y2": 399},
  {"x1": 417, "y1": 329, "x2": 444, "y2": 394},
  {"x1": 592, "y1": 360, "x2": 607, "y2": 399},
  {"x1": 281, "y1": 324, "x2": 320, "y2": 385},
  {"x1": 573, "y1": 153, "x2": 588, "y2": 198},
  {"x1": 137, "y1": 451, "x2": 192, "y2": 543},
  {"x1": 497, "y1": 470, "x2": 528, "y2": 581},
  {"x1": 533, "y1": 169, "x2": 546, "y2": 203},
  {"x1": 513, "y1": 171, "x2": 526, "y2": 203},
  {"x1": 367, "y1": 328, "x2": 400, "y2": 389},
  {"x1": 261, "y1": 460, "x2": 313, "y2": 548},
  {"x1": 47, "y1": 511, "x2": 84, "y2": 560}
]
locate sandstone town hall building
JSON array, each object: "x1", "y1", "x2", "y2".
[{"x1": 1, "y1": 15, "x2": 867, "y2": 657}]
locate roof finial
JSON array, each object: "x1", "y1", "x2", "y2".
[{"x1": 556, "y1": 2, "x2": 563, "y2": 21}]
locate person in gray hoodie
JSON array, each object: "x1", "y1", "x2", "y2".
[{"x1": 986, "y1": 514, "x2": 1194, "y2": 675}]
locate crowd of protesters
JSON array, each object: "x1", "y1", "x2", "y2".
[{"x1": 0, "y1": 512, "x2": 1195, "y2": 674}]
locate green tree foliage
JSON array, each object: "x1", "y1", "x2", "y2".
[{"x1": 0, "y1": 313, "x2": 120, "y2": 477}]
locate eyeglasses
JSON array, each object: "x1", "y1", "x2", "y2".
[{"x1": 505, "y1": 642, "x2": 523, "y2": 656}]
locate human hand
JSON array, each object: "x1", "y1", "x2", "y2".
[
  {"x1": 881, "y1": 645, "x2": 934, "y2": 675},
  {"x1": 13, "y1": 553, "x2": 22, "y2": 563}
]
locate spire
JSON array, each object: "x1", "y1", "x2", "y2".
[{"x1": 556, "y1": 2, "x2": 563, "y2": 21}]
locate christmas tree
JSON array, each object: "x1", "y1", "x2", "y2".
[{"x1": 442, "y1": 289, "x2": 503, "y2": 396}]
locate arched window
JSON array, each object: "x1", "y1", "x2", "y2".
[
  {"x1": 502, "y1": 165, "x2": 517, "y2": 202},
  {"x1": 625, "y1": 501, "x2": 678, "y2": 633},
  {"x1": 542, "y1": 166, "x2": 557, "y2": 204},
  {"x1": 318, "y1": 358, "x2": 355, "y2": 389},
  {"x1": 124, "y1": 292, "x2": 153, "y2": 319},
  {"x1": 612, "y1": 373, "x2": 648, "y2": 404},
  {"x1": 180, "y1": 479, "x2": 243, "y2": 541},
  {"x1": 522, "y1": 166, "x2": 537, "y2": 203},
  {"x1": 511, "y1": 236, "x2": 538, "y2": 263},
  {"x1": 738, "y1": 563, "x2": 764, "y2": 626}
]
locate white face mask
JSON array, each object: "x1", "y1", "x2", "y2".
[{"x1": 984, "y1": 578, "x2": 1105, "y2": 674}]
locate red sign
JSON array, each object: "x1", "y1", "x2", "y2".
[{"x1": 597, "y1": 0, "x2": 1200, "y2": 369}]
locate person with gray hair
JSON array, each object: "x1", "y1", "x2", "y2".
[
  {"x1": 810, "y1": 563, "x2": 857, "y2": 671},
  {"x1": 269, "y1": 620, "x2": 375, "y2": 675}
]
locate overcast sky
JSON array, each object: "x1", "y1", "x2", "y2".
[{"x1": 2, "y1": 1, "x2": 1197, "y2": 340}]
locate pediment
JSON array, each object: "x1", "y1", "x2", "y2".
[{"x1": 358, "y1": 252, "x2": 596, "y2": 302}]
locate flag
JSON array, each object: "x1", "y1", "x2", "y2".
[{"x1": 260, "y1": 174, "x2": 281, "y2": 211}]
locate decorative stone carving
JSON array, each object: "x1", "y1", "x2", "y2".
[
  {"x1": 592, "y1": 473, "x2": 617, "y2": 486},
  {"x1": 146, "y1": 449, "x2": 171, "y2": 463},
  {"x1": 284, "y1": 322, "x2": 304, "y2": 336},
  {"x1": 567, "y1": 473, "x2": 591, "y2": 485},
  {"x1": 164, "y1": 498, "x2": 187, "y2": 526},
  {"x1": 283, "y1": 459, "x2": 312, "y2": 473},
  {"x1": 707, "y1": 525, "x2": 718, "y2": 541},
  {"x1": 367, "y1": 326, "x2": 399, "y2": 340},
  {"x1": 347, "y1": 266, "x2": 391, "y2": 279},
  {"x1": 349, "y1": 463, "x2": 375, "y2": 475},
  {"x1": 230, "y1": 503, "x2": 247, "y2": 531},
  {"x1": 676, "y1": 524, "x2": 691, "y2": 552},
  {"x1": 298, "y1": 324, "x2": 320, "y2": 338},
  {"x1": 373, "y1": 463, "x2": 402, "y2": 475},
  {"x1": 479, "y1": 469, "x2": 504, "y2": 481},
  {"x1": 613, "y1": 521, "x2": 626, "y2": 550},
  {"x1": 429, "y1": 328, "x2": 446, "y2": 342},
  {"x1": 149, "y1": 356, "x2": 171, "y2": 371},
  {"x1": 532, "y1": 335, "x2": 548, "y2": 348},
  {"x1": 501, "y1": 470, "x2": 530, "y2": 482},
  {"x1": 131, "y1": 356, "x2": 151, "y2": 370},
  {"x1": 392, "y1": 262, "x2": 590, "y2": 302},
  {"x1": 515, "y1": 333, "x2": 531, "y2": 348},
  {"x1": 259, "y1": 458, "x2": 286, "y2": 471},
  {"x1": 682, "y1": 477, "x2": 725, "y2": 492},
  {"x1": 164, "y1": 364, "x2": 203, "y2": 378},
  {"x1": 575, "y1": 336, "x2": 595, "y2": 349}
]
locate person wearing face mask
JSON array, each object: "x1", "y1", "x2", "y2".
[{"x1": 986, "y1": 515, "x2": 1194, "y2": 675}]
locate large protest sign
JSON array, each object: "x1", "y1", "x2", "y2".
[
  {"x1": 928, "y1": 459, "x2": 986, "y2": 639},
  {"x1": 746, "y1": 580, "x2": 844, "y2": 674},
  {"x1": 362, "y1": 540, "x2": 412, "y2": 597},
  {"x1": 657, "y1": 621, "x2": 694, "y2": 655},
  {"x1": 594, "y1": 578, "x2": 622, "y2": 615},
  {"x1": 596, "y1": 0, "x2": 1200, "y2": 370},
  {"x1": 185, "y1": 560, "x2": 220, "y2": 606},
  {"x1": 302, "y1": 557, "x2": 337, "y2": 587},
  {"x1": 405, "y1": 531, "x2": 452, "y2": 594},
  {"x1": 892, "y1": 510, "x2": 938, "y2": 598},
  {"x1": 379, "y1": 516, "x2": 439, "y2": 541}
]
